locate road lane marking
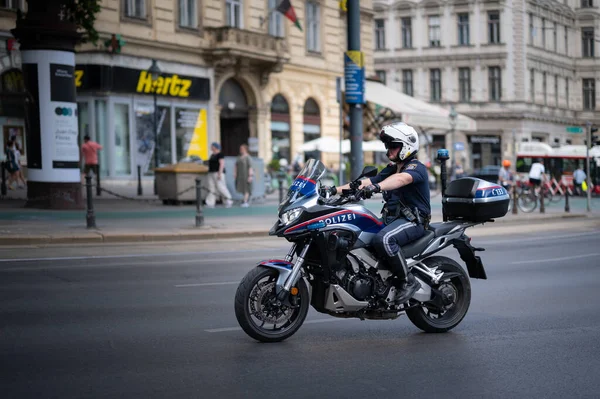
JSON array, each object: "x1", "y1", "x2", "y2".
[
  {"x1": 474, "y1": 231, "x2": 597, "y2": 245},
  {"x1": 175, "y1": 281, "x2": 239, "y2": 288},
  {"x1": 0, "y1": 247, "x2": 288, "y2": 263},
  {"x1": 510, "y1": 253, "x2": 599, "y2": 265},
  {"x1": 205, "y1": 318, "x2": 351, "y2": 333}
]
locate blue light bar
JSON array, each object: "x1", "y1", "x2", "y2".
[{"x1": 307, "y1": 221, "x2": 326, "y2": 230}]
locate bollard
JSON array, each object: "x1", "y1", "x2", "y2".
[
  {"x1": 137, "y1": 165, "x2": 143, "y2": 196},
  {"x1": 512, "y1": 184, "x2": 518, "y2": 214},
  {"x1": 85, "y1": 173, "x2": 97, "y2": 228},
  {"x1": 96, "y1": 165, "x2": 101, "y2": 196},
  {"x1": 564, "y1": 185, "x2": 570, "y2": 213},
  {"x1": 278, "y1": 174, "x2": 284, "y2": 204},
  {"x1": 436, "y1": 149, "x2": 449, "y2": 221},
  {"x1": 539, "y1": 187, "x2": 545, "y2": 214},
  {"x1": 1, "y1": 161, "x2": 6, "y2": 196},
  {"x1": 195, "y1": 177, "x2": 204, "y2": 227}
]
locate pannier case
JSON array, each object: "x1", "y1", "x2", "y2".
[{"x1": 442, "y1": 178, "x2": 510, "y2": 222}]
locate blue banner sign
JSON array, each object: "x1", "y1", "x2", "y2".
[{"x1": 344, "y1": 51, "x2": 365, "y2": 104}]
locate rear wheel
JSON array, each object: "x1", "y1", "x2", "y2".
[
  {"x1": 407, "y1": 256, "x2": 471, "y2": 333},
  {"x1": 234, "y1": 266, "x2": 309, "y2": 343}
]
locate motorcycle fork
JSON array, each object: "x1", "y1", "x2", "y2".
[
  {"x1": 277, "y1": 239, "x2": 312, "y2": 301},
  {"x1": 284, "y1": 244, "x2": 297, "y2": 262}
]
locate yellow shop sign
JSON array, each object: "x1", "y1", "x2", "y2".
[{"x1": 136, "y1": 71, "x2": 192, "y2": 98}]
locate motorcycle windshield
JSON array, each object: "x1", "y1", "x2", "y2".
[{"x1": 279, "y1": 159, "x2": 326, "y2": 209}]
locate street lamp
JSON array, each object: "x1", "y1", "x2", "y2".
[
  {"x1": 148, "y1": 59, "x2": 161, "y2": 194},
  {"x1": 449, "y1": 106, "x2": 458, "y2": 173}
]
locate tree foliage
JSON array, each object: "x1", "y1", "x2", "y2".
[{"x1": 63, "y1": 0, "x2": 102, "y2": 44}]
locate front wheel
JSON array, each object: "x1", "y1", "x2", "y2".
[
  {"x1": 234, "y1": 266, "x2": 309, "y2": 342},
  {"x1": 407, "y1": 256, "x2": 471, "y2": 333}
]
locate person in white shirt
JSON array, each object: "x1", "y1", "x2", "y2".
[
  {"x1": 573, "y1": 167, "x2": 587, "y2": 196},
  {"x1": 528, "y1": 159, "x2": 545, "y2": 194}
]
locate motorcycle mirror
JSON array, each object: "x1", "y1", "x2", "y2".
[{"x1": 358, "y1": 166, "x2": 378, "y2": 179}]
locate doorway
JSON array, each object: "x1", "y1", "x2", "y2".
[{"x1": 219, "y1": 78, "x2": 250, "y2": 156}]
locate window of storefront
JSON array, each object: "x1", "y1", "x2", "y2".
[
  {"x1": 94, "y1": 99, "x2": 109, "y2": 177},
  {"x1": 469, "y1": 135, "x2": 501, "y2": 170},
  {"x1": 114, "y1": 102, "x2": 132, "y2": 176}
]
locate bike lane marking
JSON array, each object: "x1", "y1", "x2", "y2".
[{"x1": 510, "y1": 253, "x2": 599, "y2": 265}]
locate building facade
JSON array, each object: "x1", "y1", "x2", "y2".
[
  {"x1": 0, "y1": 0, "x2": 375, "y2": 181},
  {"x1": 373, "y1": 0, "x2": 600, "y2": 171}
]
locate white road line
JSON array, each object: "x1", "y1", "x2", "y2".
[
  {"x1": 0, "y1": 247, "x2": 288, "y2": 263},
  {"x1": 205, "y1": 318, "x2": 351, "y2": 333},
  {"x1": 175, "y1": 281, "x2": 239, "y2": 288},
  {"x1": 510, "y1": 253, "x2": 599, "y2": 265},
  {"x1": 475, "y1": 231, "x2": 597, "y2": 245}
]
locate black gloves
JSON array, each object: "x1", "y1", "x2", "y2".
[
  {"x1": 361, "y1": 183, "x2": 381, "y2": 199},
  {"x1": 319, "y1": 185, "x2": 337, "y2": 197}
]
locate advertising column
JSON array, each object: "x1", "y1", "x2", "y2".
[{"x1": 12, "y1": 0, "x2": 82, "y2": 209}]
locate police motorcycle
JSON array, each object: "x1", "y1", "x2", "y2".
[{"x1": 234, "y1": 157, "x2": 510, "y2": 343}]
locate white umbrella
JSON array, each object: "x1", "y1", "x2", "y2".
[
  {"x1": 362, "y1": 140, "x2": 387, "y2": 153},
  {"x1": 301, "y1": 137, "x2": 350, "y2": 153}
]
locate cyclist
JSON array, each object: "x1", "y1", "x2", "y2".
[{"x1": 498, "y1": 160, "x2": 514, "y2": 192}]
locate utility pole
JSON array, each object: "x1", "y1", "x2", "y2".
[
  {"x1": 345, "y1": 0, "x2": 364, "y2": 180},
  {"x1": 586, "y1": 121, "x2": 592, "y2": 212},
  {"x1": 336, "y1": 77, "x2": 344, "y2": 185}
]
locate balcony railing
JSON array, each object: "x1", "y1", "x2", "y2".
[{"x1": 205, "y1": 27, "x2": 289, "y2": 65}]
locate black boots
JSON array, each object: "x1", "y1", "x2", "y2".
[
  {"x1": 385, "y1": 252, "x2": 421, "y2": 304},
  {"x1": 391, "y1": 274, "x2": 421, "y2": 304}
]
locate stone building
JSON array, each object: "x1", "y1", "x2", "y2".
[
  {"x1": 0, "y1": 0, "x2": 375, "y2": 180},
  {"x1": 373, "y1": 0, "x2": 600, "y2": 171}
]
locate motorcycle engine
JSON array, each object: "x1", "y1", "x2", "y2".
[{"x1": 347, "y1": 274, "x2": 373, "y2": 301}]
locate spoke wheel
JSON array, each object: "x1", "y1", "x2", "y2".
[
  {"x1": 235, "y1": 266, "x2": 309, "y2": 343},
  {"x1": 518, "y1": 192, "x2": 537, "y2": 213},
  {"x1": 406, "y1": 256, "x2": 471, "y2": 333}
]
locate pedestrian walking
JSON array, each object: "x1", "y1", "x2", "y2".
[
  {"x1": 234, "y1": 144, "x2": 254, "y2": 208},
  {"x1": 205, "y1": 142, "x2": 233, "y2": 208},
  {"x1": 11, "y1": 141, "x2": 26, "y2": 188},
  {"x1": 3, "y1": 138, "x2": 19, "y2": 189},
  {"x1": 573, "y1": 167, "x2": 587, "y2": 196},
  {"x1": 81, "y1": 135, "x2": 103, "y2": 178}
]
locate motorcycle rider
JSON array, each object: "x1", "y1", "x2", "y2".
[{"x1": 321, "y1": 122, "x2": 430, "y2": 304}]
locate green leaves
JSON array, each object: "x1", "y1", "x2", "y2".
[{"x1": 63, "y1": 0, "x2": 102, "y2": 45}]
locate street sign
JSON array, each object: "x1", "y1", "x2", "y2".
[
  {"x1": 454, "y1": 142, "x2": 465, "y2": 151},
  {"x1": 344, "y1": 51, "x2": 365, "y2": 104},
  {"x1": 566, "y1": 126, "x2": 583, "y2": 134}
]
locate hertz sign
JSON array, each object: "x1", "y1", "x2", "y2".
[{"x1": 74, "y1": 65, "x2": 210, "y2": 101}]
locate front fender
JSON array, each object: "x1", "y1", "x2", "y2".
[
  {"x1": 258, "y1": 259, "x2": 312, "y2": 301},
  {"x1": 258, "y1": 259, "x2": 294, "y2": 293}
]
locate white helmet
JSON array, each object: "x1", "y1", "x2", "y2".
[{"x1": 379, "y1": 122, "x2": 419, "y2": 161}]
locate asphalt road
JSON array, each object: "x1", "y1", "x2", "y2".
[{"x1": 1, "y1": 221, "x2": 600, "y2": 399}]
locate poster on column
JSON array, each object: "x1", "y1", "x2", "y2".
[
  {"x1": 50, "y1": 63, "x2": 79, "y2": 169},
  {"x1": 21, "y1": 50, "x2": 80, "y2": 182}
]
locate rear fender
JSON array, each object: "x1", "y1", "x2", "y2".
[{"x1": 452, "y1": 236, "x2": 488, "y2": 280}]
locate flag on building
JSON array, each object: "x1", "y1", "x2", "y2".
[{"x1": 276, "y1": 0, "x2": 302, "y2": 31}]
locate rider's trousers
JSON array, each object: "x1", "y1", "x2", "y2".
[{"x1": 371, "y1": 217, "x2": 425, "y2": 278}]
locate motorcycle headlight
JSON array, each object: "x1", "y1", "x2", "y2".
[{"x1": 280, "y1": 208, "x2": 303, "y2": 226}]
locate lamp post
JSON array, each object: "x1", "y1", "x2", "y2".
[
  {"x1": 449, "y1": 106, "x2": 458, "y2": 174},
  {"x1": 148, "y1": 59, "x2": 161, "y2": 194}
]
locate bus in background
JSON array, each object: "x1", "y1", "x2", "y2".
[{"x1": 516, "y1": 142, "x2": 600, "y2": 193}]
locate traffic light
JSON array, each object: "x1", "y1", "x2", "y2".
[{"x1": 592, "y1": 126, "x2": 599, "y2": 146}]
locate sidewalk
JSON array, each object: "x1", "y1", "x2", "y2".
[{"x1": 1, "y1": 189, "x2": 598, "y2": 246}]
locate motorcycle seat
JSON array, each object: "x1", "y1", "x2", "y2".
[
  {"x1": 401, "y1": 230, "x2": 435, "y2": 258},
  {"x1": 428, "y1": 221, "x2": 463, "y2": 237}
]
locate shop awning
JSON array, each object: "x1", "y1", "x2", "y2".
[{"x1": 344, "y1": 80, "x2": 477, "y2": 132}]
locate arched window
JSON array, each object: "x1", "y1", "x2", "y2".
[
  {"x1": 303, "y1": 98, "x2": 321, "y2": 162},
  {"x1": 270, "y1": 94, "x2": 290, "y2": 162}
]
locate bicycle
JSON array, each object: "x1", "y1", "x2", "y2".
[{"x1": 516, "y1": 180, "x2": 553, "y2": 213}]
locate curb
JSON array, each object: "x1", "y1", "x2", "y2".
[{"x1": 0, "y1": 213, "x2": 594, "y2": 246}]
